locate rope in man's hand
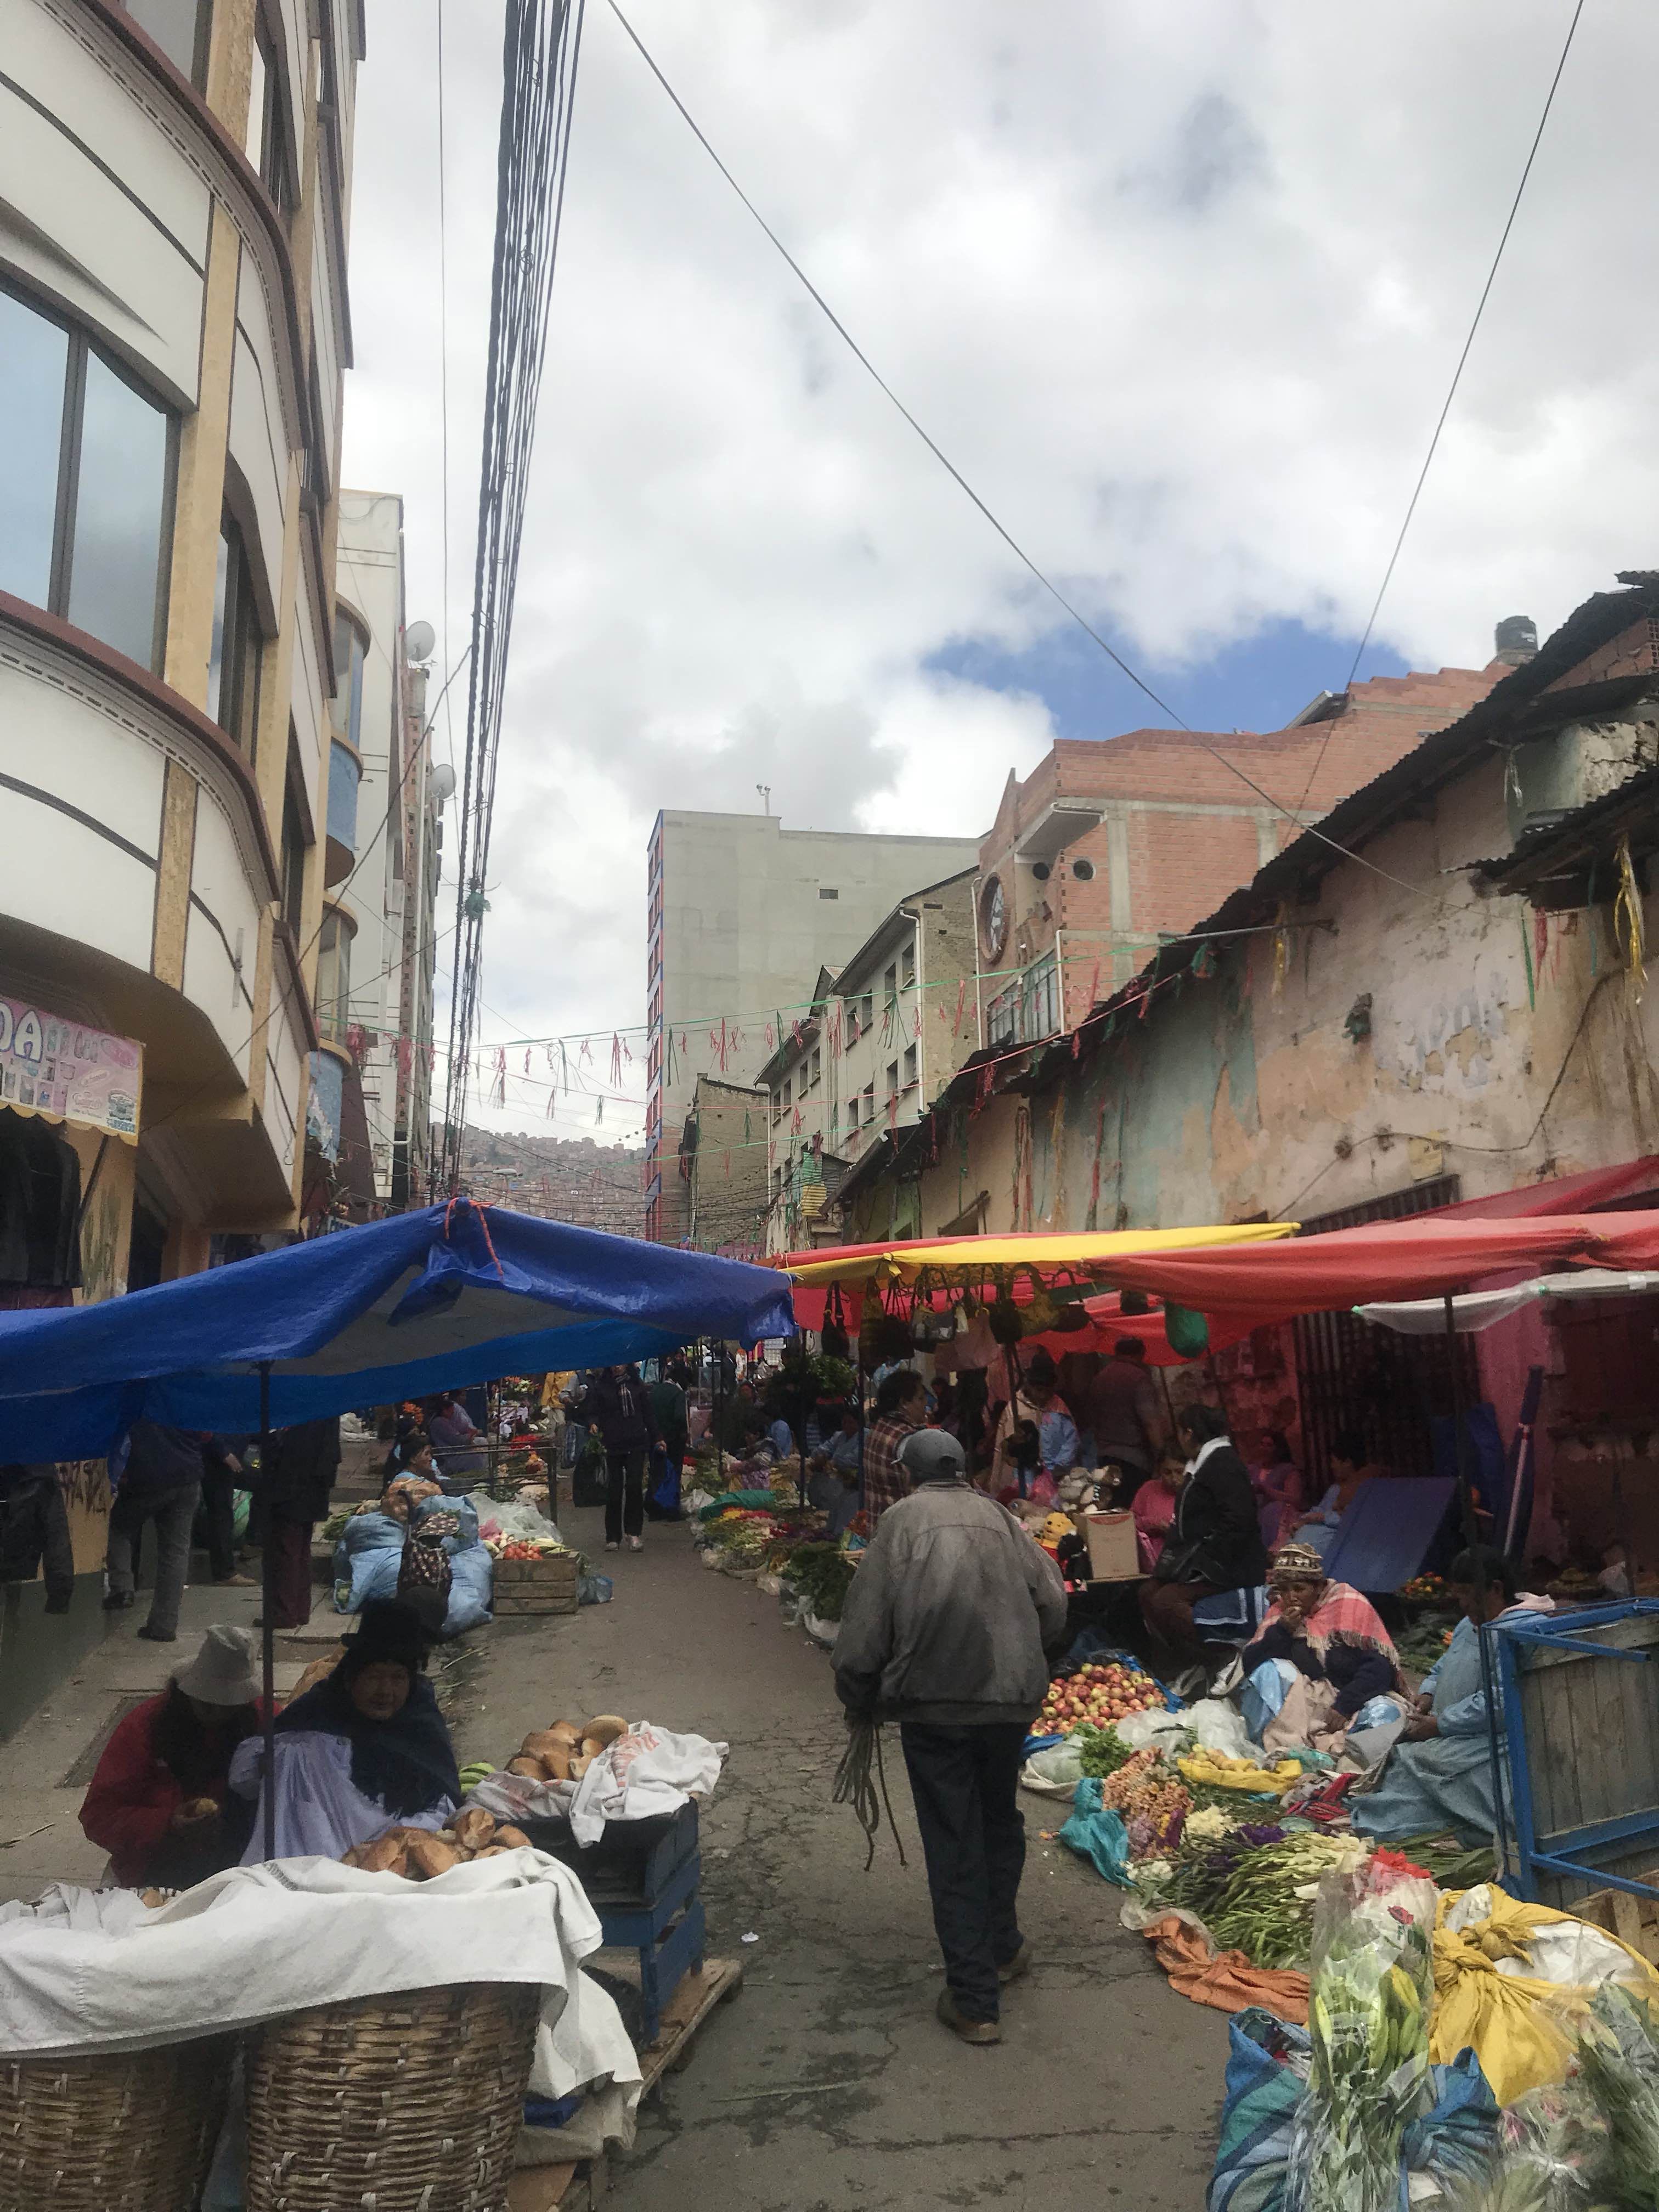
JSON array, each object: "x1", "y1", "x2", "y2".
[{"x1": 832, "y1": 1713, "x2": 908, "y2": 1872}]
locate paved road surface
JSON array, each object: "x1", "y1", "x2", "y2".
[{"x1": 461, "y1": 1502, "x2": 1226, "y2": 2212}]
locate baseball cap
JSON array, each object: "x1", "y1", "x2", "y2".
[{"x1": 898, "y1": 1427, "x2": 967, "y2": 1481}]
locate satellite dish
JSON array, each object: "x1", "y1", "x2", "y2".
[
  {"x1": 430, "y1": 762, "x2": 457, "y2": 806},
  {"x1": 405, "y1": 619, "x2": 436, "y2": 663}
]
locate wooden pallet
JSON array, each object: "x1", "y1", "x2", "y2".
[
  {"x1": 1574, "y1": 1867, "x2": 1659, "y2": 1964},
  {"x1": 506, "y1": 1961, "x2": 743, "y2": 2211}
]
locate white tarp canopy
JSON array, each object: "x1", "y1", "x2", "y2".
[{"x1": 1357, "y1": 1268, "x2": 1659, "y2": 1335}]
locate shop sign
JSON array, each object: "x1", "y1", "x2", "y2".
[{"x1": 0, "y1": 995, "x2": 142, "y2": 1141}]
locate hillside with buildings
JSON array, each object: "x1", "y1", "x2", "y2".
[{"x1": 451, "y1": 1127, "x2": 647, "y2": 1237}]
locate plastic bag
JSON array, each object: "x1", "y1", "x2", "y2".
[
  {"x1": 1491, "y1": 2076, "x2": 1615, "y2": 2208},
  {"x1": 1117, "y1": 1706, "x2": 1195, "y2": 1757},
  {"x1": 1556, "y1": 1980, "x2": 1659, "y2": 2207},
  {"x1": 1187, "y1": 1696, "x2": 1258, "y2": 1761},
  {"x1": 1021, "y1": 1739, "x2": 1086, "y2": 1797},
  {"x1": 478, "y1": 1497, "x2": 564, "y2": 1547},
  {"x1": 1057, "y1": 1779, "x2": 1133, "y2": 1886},
  {"x1": 1431, "y1": 1886, "x2": 1659, "y2": 2105},
  {"x1": 1285, "y1": 1852, "x2": 1437, "y2": 2212},
  {"x1": 578, "y1": 1574, "x2": 613, "y2": 1606},
  {"x1": 1208, "y1": 2007, "x2": 1310, "y2": 2211}
]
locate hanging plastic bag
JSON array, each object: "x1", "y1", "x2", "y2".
[{"x1": 1057, "y1": 1779, "x2": 1133, "y2": 1886}]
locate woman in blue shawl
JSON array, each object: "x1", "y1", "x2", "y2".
[{"x1": 231, "y1": 1600, "x2": 461, "y2": 1861}]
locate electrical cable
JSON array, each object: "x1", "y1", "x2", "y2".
[
  {"x1": 438, "y1": 0, "x2": 589, "y2": 1197},
  {"x1": 603, "y1": 0, "x2": 1422, "y2": 901},
  {"x1": 1296, "y1": 0, "x2": 1587, "y2": 820}
]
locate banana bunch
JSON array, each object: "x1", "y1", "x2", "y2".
[{"x1": 458, "y1": 1760, "x2": 495, "y2": 1795}]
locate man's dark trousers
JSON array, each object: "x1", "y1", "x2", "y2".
[{"x1": 899, "y1": 1720, "x2": 1028, "y2": 2023}]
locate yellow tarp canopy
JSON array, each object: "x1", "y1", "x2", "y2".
[{"x1": 784, "y1": 1221, "x2": 1297, "y2": 1288}]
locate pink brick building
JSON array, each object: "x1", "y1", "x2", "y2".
[{"x1": 975, "y1": 661, "x2": 1509, "y2": 1043}]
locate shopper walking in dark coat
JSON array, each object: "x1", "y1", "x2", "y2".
[
  {"x1": 832, "y1": 1429, "x2": 1068, "y2": 2044},
  {"x1": 105, "y1": 1421, "x2": 209, "y2": 1641},
  {"x1": 586, "y1": 1365, "x2": 658, "y2": 1553},
  {"x1": 255, "y1": 1417, "x2": 342, "y2": 1629},
  {"x1": 0, "y1": 1463, "x2": 74, "y2": 1613}
]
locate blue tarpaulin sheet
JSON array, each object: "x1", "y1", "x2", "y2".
[
  {"x1": 0, "y1": 1200, "x2": 796, "y2": 1460},
  {"x1": 1323, "y1": 1475, "x2": 1458, "y2": 1595}
]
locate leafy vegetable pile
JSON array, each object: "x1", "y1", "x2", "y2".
[
  {"x1": 1073, "y1": 1723, "x2": 1135, "y2": 1780},
  {"x1": 1146, "y1": 1829, "x2": 1373, "y2": 1969},
  {"x1": 783, "y1": 1542, "x2": 856, "y2": 1622}
]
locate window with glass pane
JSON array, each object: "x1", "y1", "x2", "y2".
[
  {"x1": 316, "y1": 910, "x2": 352, "y2": 1041},
  {"x1": 0, "y1": 280, "x2": 175, "y2": 672},
  {"x1": 330, "y1": 611, "x2": 366, "y2": 747},
  {"x1": 0, "y1": 292, "x2": 67, "y2": 608},
  {"x1": 208, "y1": 519, "x2": 261, "y2": 756},
  {"x1": 123, "y1": 0, "x2": 211, "y2": 88},
  {"x1": 281, "y1": 779, "x2": 307, "y2": 938},
  {"x1": 67, "y1": 352, "x2": 171, "y2": 668}
]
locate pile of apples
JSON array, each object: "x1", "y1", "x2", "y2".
[{"x1": 1039, "y1": 1661, "x2": 1163, "y2": 1735}]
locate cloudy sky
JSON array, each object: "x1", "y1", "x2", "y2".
[{"x1": 342, "y1": 0, "x2": 1657, "y2": 1143}]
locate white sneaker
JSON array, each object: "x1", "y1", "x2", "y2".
[
  {"x1": 627, "y1": 1535, "x2": 644, "y2": 1552},
  {"x1": 605, "y1": 1541, "x2": 619, "y2": 1552}
]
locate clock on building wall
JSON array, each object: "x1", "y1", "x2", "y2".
[{"x1": 980, "y1": 874, "x2": 1007, "y2": 963}]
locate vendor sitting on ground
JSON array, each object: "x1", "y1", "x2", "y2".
[
  {"x1": 807, "y1": 1407, "x2": 862, "y2": 1538},
  {"x1": 1238, "y1": 1543, "x2": 1406, "y2": 1748},
  {"x1": 1294, "y1": 1429, "x2": 1383, "y2": 1557},
  {"x1": 1353, "y1": 1547, "x2": 1526, "y2": 1847},
  {"x1": 230, "y1": 1600, "x2": 460, "y2": 1863},
  {"x1": 1132, "y1": 1449, "x2": 1185, "y2": 1571},
  {"x1": 80, "y1": 1624, "x2": 267, "y2": 1889}
]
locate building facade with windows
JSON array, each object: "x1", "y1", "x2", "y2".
[
  {"x1": 643, "y1": 811, "x2": 979, "y2": 1242},
  {"x1": 0, "y1": 0, "x2": 363, "y2": 1714},
  {"x1": 305, "y1": 488, "x2": 442, "y2": 1219},
  {"x1": 755, "y1": 871, "x2": 978, "y2": 1252}
]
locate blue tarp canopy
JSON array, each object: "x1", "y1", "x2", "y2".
[
  {"x1": 1323, "y1": 1476, "x2": 1459, "y2": 1595},
  {"x1": 0, "y1": 1200, "x2": 796, "y2": 1460}
]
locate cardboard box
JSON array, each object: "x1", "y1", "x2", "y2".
[{"x1": 1077, "y1": 1509, "x2": 1140, "y2": 1582}]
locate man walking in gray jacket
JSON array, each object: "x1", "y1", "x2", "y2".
[{"x1": 832, "y1": 1429, "x2": 1068, "y2": 2044}]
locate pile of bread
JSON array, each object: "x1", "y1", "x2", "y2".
[
  {"x1": 341, "y1": 1805, "x2": 534, "y2": 1879},
  {"x1": 505, "y1": 1712, "x2": 628, "y2": 1786}
]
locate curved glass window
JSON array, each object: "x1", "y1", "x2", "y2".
[{"x1": 0, "y1": 284, "x2": 173, "y2": 672}]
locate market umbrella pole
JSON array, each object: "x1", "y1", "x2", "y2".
[
  {"x1": 258, "y1": 1359, "x2": 276, "y2": 1863},
  {"x1": 1444, "y1": 1294, "x2": 1510, "y2": 1874}
]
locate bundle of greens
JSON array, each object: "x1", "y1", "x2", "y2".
[
  {"x1": 1392, "y1": 1830, "x2": 1496, "y2": 1890},
  {"x1": 1568, "y1": 1982, "x2": 1659, "y2": 2210},
  {"x1": 784, "y1": 1542, "x2": 856, "y2": 1622},
  {"x1": 1147, "y1": 1829, "x2": 1373, "y2": 1970},
  {"x1": 1288, "y1": 1849, "x2": 1437, "y2": 2212},
  {"x1": 1073, "y1": 1723, "x2": 1135, "y2": 1780}
]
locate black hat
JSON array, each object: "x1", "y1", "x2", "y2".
[{"x1": 340, "y1": 1599, "x2": 429, "y2": 1674}]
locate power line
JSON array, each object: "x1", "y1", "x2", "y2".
[
  {"x1": 1299, "y1": 0, "x2": 1587, "y2": 821},
  {"x1": 438, "y1": 0, "x2": 589, "y2": 1195},
  {"x1": 603, "y1": 0, "x2": 1423, "y2": 901}
]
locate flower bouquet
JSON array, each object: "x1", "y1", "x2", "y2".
[{"x1": 1287, "y1": 1847, "x2": 1437, "y2": 2212}]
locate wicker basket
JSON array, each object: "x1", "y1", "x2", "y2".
[
  {"x1": 0, "y1": 2034, "x2": 232, "y2": 2210},
  {"x1": 244, "y1": 1981, "x2": 540, "y2": 2211}
]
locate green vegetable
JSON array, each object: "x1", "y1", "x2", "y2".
[
  {"x1": 782, "y1": 1542, "x2": 856, "y2": 1622},
  {"x1": 1073, "y1": 1724, "x2": 1134, "y2": 1780}
]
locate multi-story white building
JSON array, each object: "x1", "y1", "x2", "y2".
[
  {"x1": 644, "y1": 811, "x2": 979, "y2": 1241},
  {"x1": 312, "y1": 489, "x2": 442, "y2": 1216},
  {"x1": 0, "y1": 0, "x2": 363, "y2": 1717},
  {"x1": 756, "y1": 870, "x2": 979, "y2": 1252}
]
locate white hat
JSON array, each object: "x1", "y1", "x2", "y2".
[{"x1": 173, "y1": 1623, "x2": 262, "y2": 1707}]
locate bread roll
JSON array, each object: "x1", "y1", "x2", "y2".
[
  {"x1": 471, "y1": 1844, "x2": 509, "y2": 1859},
  {"x1": 578, "y1": 1736, "x2": 604, "y2": 1759},
  {"x1": 569, "y1": 1752, "x2": 595, "y2": 1781},
  {"x1": 452, "y1": 1807, "x2": 497, "y2": 1852},
  {"x1": 493, "y1": 1825, "x2": 532, "y2": 1849},
  {"x1": 541, "y1": 1743, "x2": 573, "y2": 1783},
  {"x1": 405, "y1": 1835, "x2": 461, "y2": 1879},
  {"x1": 581, "y1": 1715, "x2": 628, "y2": 1747},
  {"x1": 359, "y1": 1836, "x2": 409, "y2": 1876},
  {"x1": 522, "y1": 1727, "x2": 577, "y2": 1762},
  {"x1": 506, "y1": 1755, "x2": 548, "y2": 1781},
  {"x1": 340, "y1": 1842, "x2": 369, "y2": 1869}
]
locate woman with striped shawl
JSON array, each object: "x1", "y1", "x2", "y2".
[{"x1": 1239, "y1": 1542, "x2": 1407, "y2": 1750}]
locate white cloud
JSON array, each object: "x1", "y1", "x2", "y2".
[{"x1": 343, "y1": 0, "x2": 1659, "y2": 1145}]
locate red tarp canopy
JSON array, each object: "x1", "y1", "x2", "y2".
[
  {"x1": 1094, "y1": 1212, "x2": 1659, "y2": 1334},
  {"x1": 1433, "y1": 1157, "x2": 1659, "y2": 1220}
]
